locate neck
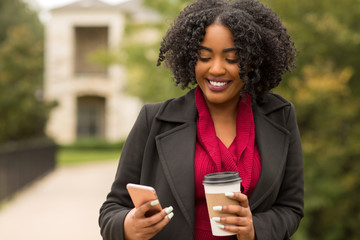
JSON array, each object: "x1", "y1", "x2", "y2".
[
  {"x1": 205, "y1": 94, "x2": 240, "y2": 148},
  {"x1": 205, "y1": 95, "x2": 240, "y2": 123}
]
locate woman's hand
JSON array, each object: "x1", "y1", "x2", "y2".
[
  {"x1": 213, "y1": 192, "x2": 255, "y2": 240},
  {"x1": 124, "y1": 200, "x2": 174, "y2": 240}
]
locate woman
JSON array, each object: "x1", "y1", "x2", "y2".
[{"x1": 99, "y1": 0, "x2": 304, "y2": 239}]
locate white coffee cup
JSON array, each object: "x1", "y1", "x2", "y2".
[{"x1": 203, "y1": 172, "x2": 242, "y2": 236}]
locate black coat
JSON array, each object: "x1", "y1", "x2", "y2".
[{"x1": 99, "y1": 89, "x2": 304, "y2": 240}]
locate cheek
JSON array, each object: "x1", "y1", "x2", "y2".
[
  {"x1": 231, "y1": 66, "x2": 241, "y2": 79},
  {"x1": 195, "y1": 62, "x2": 203, "y2": 79}
]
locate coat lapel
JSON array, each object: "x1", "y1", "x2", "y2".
[
  {"x1": 155, "y1": 89, "x2": 197, "y2": 231},
  {"x1": 249, "y1": 99, "x2": 291, "y2": 211},
  {"x1": 156, "y1": 123, "x2": 196, "y2": 230}
]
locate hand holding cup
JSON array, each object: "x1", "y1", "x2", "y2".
[
  {"x1": 203, "y1": 172, "x2": 242, "y2": 236},
  {"x1": 212, "y1": 192, "x2": 255, "y2": 240}
]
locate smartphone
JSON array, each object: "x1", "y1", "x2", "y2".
[{"x1": 126, "y1": 183, "x2": 162, "y2": 217}]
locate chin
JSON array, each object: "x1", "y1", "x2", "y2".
[{"x1": 206, "y1": 96, "x2": 228, "y2": 105}]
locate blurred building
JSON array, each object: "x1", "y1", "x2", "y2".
[{"x1": 44, "y1": 0, "x2": 159, "y2": 144}]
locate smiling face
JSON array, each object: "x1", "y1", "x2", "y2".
[{"x1": 195, "y1": 24, "x2": 244, "y2": 108}]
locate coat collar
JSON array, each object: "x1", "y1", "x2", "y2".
[
  {"x1": 156, "y1": 88, "x2": 198, "y2": 123},
  {"x1": 155, "y1": 89, "x2": 291, "y2": 227},
  {"x1": 255, "y1": 93, "x2": 291, "y2": 115}
]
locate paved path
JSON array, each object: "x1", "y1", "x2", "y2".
[{"x1": 0, "y1": 160, "x2": 119, "y2": 240}]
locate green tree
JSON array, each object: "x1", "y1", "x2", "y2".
[
  {"x1": 143, "y1": 0, "x2": 190, "y2": 17},
  {"x1": 0, "y1": 0, "x2": 52, "y2": 144},
  {"x1": 115, "y1": 0, "x2": 190, "y2": 103},
  {"x1": 0, "y1": 0, "x2": 43, "y2": 43},
  {"x1": 276, "y1": 62, "x2": 360, "y2": 240},
  {"x1": 266, "y1": 1, "x2": 360, "y2": 239},
  {"x1": 265, "y1": 0, "x2": 360, "y2": 93}
]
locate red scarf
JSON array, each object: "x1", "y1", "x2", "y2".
[{"x1": 194, "y1": 87, "x2": 261, "y2": 239}]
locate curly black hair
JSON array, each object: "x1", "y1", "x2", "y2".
[{"x1": 157, "y1": 0, "x2": 296, "y2": 103}]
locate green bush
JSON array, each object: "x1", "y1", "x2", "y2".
[
  {"x1": 57, "y1": 139, "x2": 125, "y2": 165},
  {"x1": 60, "y1": 138, "x2": 125, "y2": 150}
]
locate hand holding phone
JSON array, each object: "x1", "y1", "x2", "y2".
[
  {"x1": 124, "y1": 183, "x2": 174, "y2": 239},
  {"x1": 126, "y1": 183, "x2": 162, "y2": 217}
]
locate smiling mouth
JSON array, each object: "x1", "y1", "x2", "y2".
[
  {"x1": 206, "y1": 78, "x2": 231, "y2": 91},
  {"x1": 209, "y1": 80, "x2": 229, "y2": 87}
]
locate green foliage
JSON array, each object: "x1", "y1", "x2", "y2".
[
  {"x1": 58, "y1": 139, "x2": 124, "y2": 165},
  {"x1": 60, "y1": 138, "x2": 125, "y2": 151},
  {"x1": 0, "y1": 0, "x2": 43, "y2": 42},
  {"x1": 105, "y1": 0, "x2": 192, "y2": 103},
  {"x1": 265, "y1": 1, "x2": 360, "y2": 238},
  {"x1": 264, "y1": 0, "x2": 360, "y2": 93},
  {"x1": 122, "y1": 39, "x2": 188, "y2": 103},
  {"x1": 57, "y1": 149, "x2": 120, "y2": 165},
  {"x1": 0, "y1": 0, "x2": 52, "y2": 144},
  {"x1": 120, "y1": 20, "x2": 189, "y2": 103},
  {"x1": 89, "y1": 47, "x2": 122, "y2": 67},
  {"x1": 276, "y1": 62, "x2": 360, "y2": 240},
  {"x1": 143, "y1": 0, "x2": 190, "y2": 17}
]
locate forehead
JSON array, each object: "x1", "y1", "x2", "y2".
[{"x1": 201, "y1": 24, "x2": 235, "y2": 49}]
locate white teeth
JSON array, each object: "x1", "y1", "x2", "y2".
[{"x1": 209, "y1": 81, "x2": 228, "y2": 87}]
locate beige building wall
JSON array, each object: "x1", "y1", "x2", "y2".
[{"x1": 44, "y1": 1, "x2": 142, "y2": 144}]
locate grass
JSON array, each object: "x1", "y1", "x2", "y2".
[
  {"x1": 57, "y1": 149, "x2": 120, "y2": 165},
  {"x1": 56, "y1": 139, "x2": 124, "y2": 165}
]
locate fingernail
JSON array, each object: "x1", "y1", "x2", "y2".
[
  {"x1": 225, "y1": 192, "x2": 234, "y2": 197},
  {"x1": 150, "y1": 200, "x2": 159, "y2": 206},
  {"x1": 217, "y1": 224, "x2": 225, "y2": 229},
  {"x1": 213, "y1": 206, "x2": 222, "y2": 211},
  {"x1": 212, "y1": 217, "x2": 221, "y2": 222},
  {"x1": 167, "y1": 212, "x2": 174, "y2": 219},
  {"x1": 165, "y1": 206, "x2": 173, "y2": 214}
]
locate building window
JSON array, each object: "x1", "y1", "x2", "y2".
[
  {"x1": 77, "y1": 96, "x2": 106, "y2": 138},
  {"x1": 74, "y1": 26, "x2": 108, "y2": 77}
]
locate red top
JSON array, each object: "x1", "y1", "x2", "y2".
[{"x1": 194, "y1": 87, "x2": 262, "y2": 239}]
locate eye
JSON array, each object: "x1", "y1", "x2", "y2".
[
  {"x1": 226, "y1": 58, "x2": 239, "y2": 64},
  {"x1": 198, "y1": 57, "x2": 211, "y2": 62}
]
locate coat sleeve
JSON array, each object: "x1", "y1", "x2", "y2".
[
  {"x1": 253, "y1": 104, "x2": 304, "y2": 240},
  {"x1": 98, "y1": 105, "x2": 153, "y2": 240}
]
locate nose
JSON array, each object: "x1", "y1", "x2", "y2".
[{"x1": 209, "y1": 58, "x2": 226, "y2": 76}]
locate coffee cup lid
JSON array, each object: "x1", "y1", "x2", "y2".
[{"x1": 202, "y1": 172, "x2": 242, "y2": 185}]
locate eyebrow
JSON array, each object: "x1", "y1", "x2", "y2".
[{"x1": 199, "y1": 45, "x2": 236, "y2": 53}]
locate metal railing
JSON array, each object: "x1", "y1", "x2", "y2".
[{"x1": 0, "y1": 140, "x2": 57, "y2": 202}]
